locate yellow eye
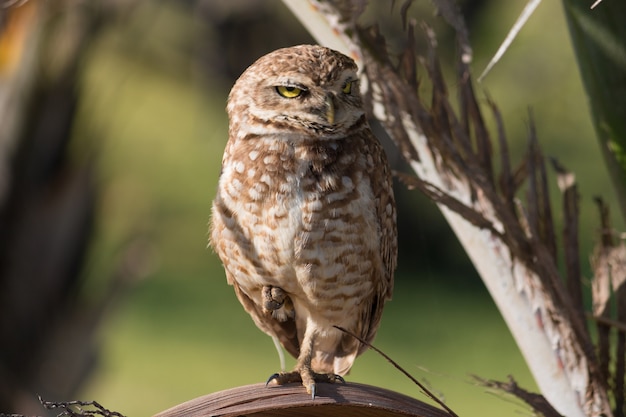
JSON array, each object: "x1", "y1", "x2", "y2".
[
  {"x1": 276, "y1": 85, "x2": 303, "y2": 98},
  {"x1": 342, "y1": 80, "x2": 352, "y2": 94}
]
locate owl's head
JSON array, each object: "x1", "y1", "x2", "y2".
[{"x1": 227, "y1": 45, "x2": 365, "y2": 140}]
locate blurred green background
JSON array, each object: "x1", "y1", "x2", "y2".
[{"x1": 3, "y1": 1, "x2": 624, "y2": 416}]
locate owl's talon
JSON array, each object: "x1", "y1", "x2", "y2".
[{"x1": 265, "y1": 373, "x2": 281, "y2": 386}]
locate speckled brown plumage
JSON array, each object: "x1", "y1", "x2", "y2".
[{"x1": 209, "y1": 45, "x2": 397, "y2": 395}]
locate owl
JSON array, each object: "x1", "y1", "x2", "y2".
[{"x1": 210, "y1": 44, "x2": 397, "y2": 397}]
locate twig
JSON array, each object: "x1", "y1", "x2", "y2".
[
  {"x1": 333, "y1": 325, "x2": 460, "y2": 417},
  {"x1": 39, "y1": 397, "x2": 125, "y2": 417},
  {"x1": 1, "y1": 398, "x2": 125, "y2": 417}
]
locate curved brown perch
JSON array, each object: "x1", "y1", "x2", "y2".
[{"x1": 152, "y1": 382, "x2": 453, "y2": 417}]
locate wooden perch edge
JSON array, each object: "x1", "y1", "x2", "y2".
[
  {"x1": 151, "y1": 382, "x2": 452, "y2": 417},
  {"x1": 6, "y1": 383, "x2": 453, "y2": 417}
]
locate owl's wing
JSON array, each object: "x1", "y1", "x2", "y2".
[
  {"x1": 228, "y1": 272, "x2": 300, "y2": 359},
  {"x1": 370, "y1": 130, "x2": 398, "y2": 300},
  {"x1": 359, "y1": 130, "x2": 398, "y2": 350}
]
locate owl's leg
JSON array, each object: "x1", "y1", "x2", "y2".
[{"x1": 266, "y1": 328, "x2": 344, "y2": 398}]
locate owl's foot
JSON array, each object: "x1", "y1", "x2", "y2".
[
  {"x1": 266, "y1": 369, "x2": 345, "y2": 399},
  {"x1": 262, "y1": 285, "x2": 287, "y2": 311},
  {"x1": 262, "y1": 286, "x2": 294, "y2": 321}
]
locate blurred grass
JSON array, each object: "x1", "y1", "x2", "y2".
[{"x1": 72, "y1": 1, "x2": 623, "y2": 417}]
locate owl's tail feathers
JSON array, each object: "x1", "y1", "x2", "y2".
[{"x1": 333, "y1": 352, "x2": 358, "y2": 376}]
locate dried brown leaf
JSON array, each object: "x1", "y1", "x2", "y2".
[{"x1": 473, "y1": 375, "x2": 564, "y2": 417}]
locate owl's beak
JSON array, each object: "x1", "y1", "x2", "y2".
[{"x1": 325, "y1": 94, "x2": 335, "y2": 125}]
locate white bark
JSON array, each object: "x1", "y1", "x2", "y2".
[
  {"x1": 395, "y1": 112, "x2": 588, "y2": 417},
  {"x1": 442, "y1": 205, "x2": 587, "y2": 417}
]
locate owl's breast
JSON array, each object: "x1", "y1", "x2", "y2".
[
  {"x1": 213, "y1": 136, "x2": 380, "y2": 307},
  {"x1": 212, "y1": 137, "x2": 303, "y2": 293}
]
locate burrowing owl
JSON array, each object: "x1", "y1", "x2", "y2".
[{"x1": 210, "y1": 44, "x2": 397, "y2": 396}]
